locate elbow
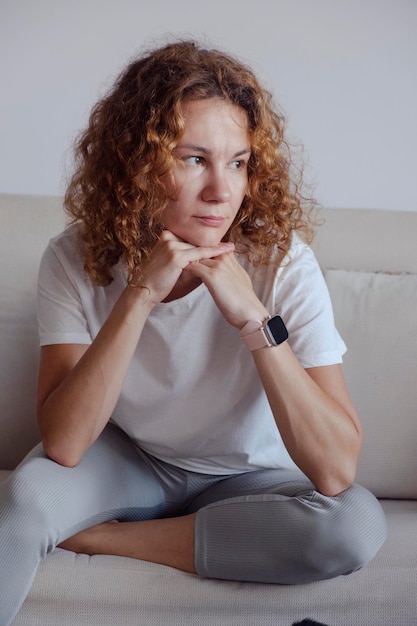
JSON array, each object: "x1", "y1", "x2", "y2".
[
  {"x1": 48, "y1": 453, "x2": 80, "y2": 469},
  {"x1": 41, "y1": 435, "x2": 83, "y2": 468},
  {"x1": 44, "y1": 446, "x2": 81, "y2": 468},
  {"x1": 316, "y1": 470, "x2": 354, "y2": 498},
  {"x1": 38, "y1": 410, "x2": 85, "y2": 468},
  {"x1": 318, "y1": 426, "x2": 362, "y2": 496},
  {"x1": 315, "y1": 457, "x2": 359, "y2": 497}
]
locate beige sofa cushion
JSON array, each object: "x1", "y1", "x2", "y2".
[
  {"x1": 325, "y1": 269, "x2": 417, "y2": 498},
  {"x1": 0, "y1": 194, "x2": 65, "y2": 468}
]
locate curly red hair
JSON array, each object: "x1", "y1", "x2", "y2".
[{"x1": 64, "y1": 39, "x2": 316, "y2": 285}]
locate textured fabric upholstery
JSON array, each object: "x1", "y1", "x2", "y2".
[{"x1": 1, "y1": 196, "x2": 416, "y2": 625}]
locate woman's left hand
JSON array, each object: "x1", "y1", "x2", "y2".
[{"x1": 185, "y1": 251, "x2": 268, "y2": 329}]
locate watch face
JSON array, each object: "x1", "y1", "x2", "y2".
[{"x1": 265, "y1": 315, "x2": 288, "y2": 345}]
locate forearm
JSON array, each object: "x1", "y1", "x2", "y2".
[
  {"x1": 187, "y1": 251, "x2": 361, "y2": 494},
  {"x1": 252, "y1": 343, "x2": 362, "y2": 496},
  {"x1": 38, "y1": 286, "x2": 154, "y2": 466}
]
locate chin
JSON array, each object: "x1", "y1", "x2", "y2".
[
  {"x1": 179, "y1": 232, "x2": 225, "y2": 248},
  {"x1": 196, "y1": 236, "x2": 224, "y2": 248}
]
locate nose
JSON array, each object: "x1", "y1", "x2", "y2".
[{"x1": 201, "y1": 167, "x2": 231, "y2": 203}]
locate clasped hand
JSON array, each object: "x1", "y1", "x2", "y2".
[{"x1": 135, "y1": 231, "x2": 268, "y2": 329}]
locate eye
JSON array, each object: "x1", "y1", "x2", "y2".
[
  {"x1": 230, "y1": 159, "x2": 246, "y2": 171},
  {"x1": 184, "y1": 156, "x2": 205, "y2": 166}
]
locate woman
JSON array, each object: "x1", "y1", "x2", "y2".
[{"x1": 0, "y1": 40, "x2": 386, "y2": 624}]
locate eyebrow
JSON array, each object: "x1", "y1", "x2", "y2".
[{"x1": 174, "y1": 143, "x2": 251, "y2": 158}]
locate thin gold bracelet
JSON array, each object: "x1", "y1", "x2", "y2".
[{"x1": 126, "y1": 281, "x2": 151, "y2": 298}]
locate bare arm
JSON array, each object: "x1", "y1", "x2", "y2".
[
  {"x1": 37, "y1": 286, "x2": 154, "y2": 466},
  {"x1": 37, "y1": 233, "x2": 234, "y2": 467},
  {"x1": 186, "y1": 252, "x2": 362, "y2": 496},
  {"x1": 252, "y1": 347, "x2": 361, "y2": 496}
]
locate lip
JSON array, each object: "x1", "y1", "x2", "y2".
[{"x1": 194, "y1": 215, "x2": 226, "y2": 227}]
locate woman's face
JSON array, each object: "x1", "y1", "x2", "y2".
[{"x1": 160, "y1": 98, "x2": 251, "y2": 247}]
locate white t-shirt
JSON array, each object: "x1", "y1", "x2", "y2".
[{"x1": 38, "y1": 225, "x2": 346, "y2": 475}]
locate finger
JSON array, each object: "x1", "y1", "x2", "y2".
[
  {"x1": 184, "y1": 252, "x2": 233, "y2": 278},
  {"x1": 159, "y1": 230, "x2": 185, "y2": 243},
  {"x1": 159, "y1": 230, "x2": 200, "y2": 252},
  {"x1": 157, "y1": 234, "x2": 234, "y2": 270},
  {"x1": 190, "y1": 242, "x2": 235, "y2": 262},
  {"x1": 186, "y1": 249, "x2": 235, "y2": 270}
]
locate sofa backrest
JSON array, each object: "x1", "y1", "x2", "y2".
[
  {"x1": 1, "y1": 195, "x2": 416, "y2": 501},
  {"x1": 0, "y1": 194, "x2": 65, "y2": 468},
  {"x1": 312, "y1": 208, "x2": 417, "y2": 499}
]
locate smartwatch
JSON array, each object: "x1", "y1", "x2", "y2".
[{"x1": 240, "y1": 315, "x2": 288, "y2": 351}]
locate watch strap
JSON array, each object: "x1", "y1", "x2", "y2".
[
  {"x1": 240, "y1": 316, "x2": 288, "y2": 351},
  {"x1": 240, "y1": 319, "x2": 270, "y2": 351}
]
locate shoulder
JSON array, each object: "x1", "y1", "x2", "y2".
[
  {"x1": 237, "y1": 232, "x2": 320, "y2": 284},
  {"x1": 46, "y1": 223, "x2": 83, "y2": 262},
  {"x1": 39, "y1": 224, "x2": 87, "y2": 292},
  {"x1": 279, "y1": 232, "x2": 323, "y2": 283}
]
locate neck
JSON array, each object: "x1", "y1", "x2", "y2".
[{"x1": 163, "y1": 272, "x2": 202, "y2": 302}]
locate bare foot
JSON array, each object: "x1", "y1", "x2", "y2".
[{"x1": 59, "y1": 514, "x2": 196, "y2": 573}]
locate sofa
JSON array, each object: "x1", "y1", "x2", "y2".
[{"x1": 1, "y1": 193, "x2": 416, "y2": 626}]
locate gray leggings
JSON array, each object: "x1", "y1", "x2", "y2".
[{"x1": 0, "y1": 424, "x2": 387, "y2": 625}]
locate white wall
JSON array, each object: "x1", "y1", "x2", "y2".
[{"x1": 1, "y1": 0, "x2": 416, "y2": 211}]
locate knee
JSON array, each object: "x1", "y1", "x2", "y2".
[
  {"x1": 0, "y1": 455, "x2": 69, "y2": 565},
  {"x1": 307, "y1": 484, "x2": 387, "y2": 580},
  {"x1": 2, "y1": 452, "x2": 66, "y2": 540},
  {"x1": 342, "y1": 484, "x2": 387, "y2": 572}
]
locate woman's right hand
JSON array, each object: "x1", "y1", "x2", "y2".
[
  {"x1": 37, "y1": 230, "x2": 233, "y2": 467},
  {"x1": 134, "y1": 230, "x2": 235, "y2": 304}
]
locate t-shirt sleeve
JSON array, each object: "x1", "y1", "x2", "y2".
[
  {"x1": 37, "y1": 241, "x2": 92, "y2": 346},
  {"x1": 274, "y1": 240, "x2": 346, "y2": 368}
]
